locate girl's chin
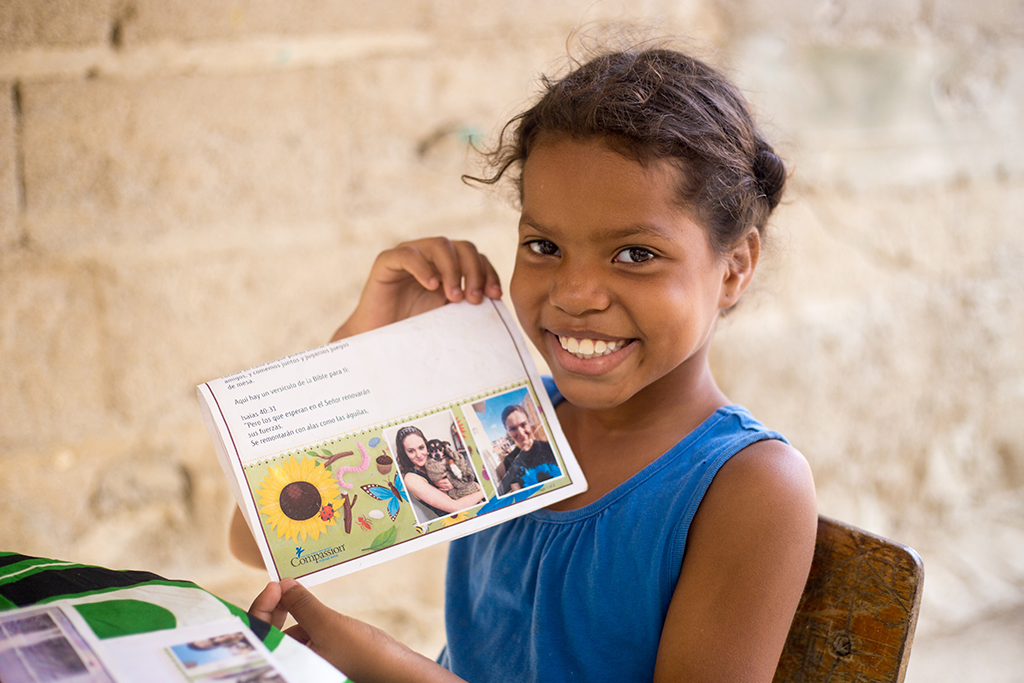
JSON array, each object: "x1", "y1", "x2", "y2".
[{"x1": 548, "y1": 375, "x2": 635, "y2": 411}]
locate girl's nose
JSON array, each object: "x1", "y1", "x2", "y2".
[{"x1": 548, "y1": 259, "x2": 611, "y2": 316}]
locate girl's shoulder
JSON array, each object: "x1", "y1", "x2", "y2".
[
  {"x1": 690, "y1": 432, "x2": 817, "y2": 570},
  {"x1": 693, "y1": 405, "x2": 814, "y2": 516},
  {"x1": 715, "y1": 437, "x2": 814, "y2": 503}
]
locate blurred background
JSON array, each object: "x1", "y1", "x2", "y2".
[{"x1": 1, "y1": 1, "x2": 1022, "y2": 680}]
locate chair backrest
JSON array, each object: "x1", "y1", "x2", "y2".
[{"x1": 773, "y1": 515, "x2": 924, "y2": 683}]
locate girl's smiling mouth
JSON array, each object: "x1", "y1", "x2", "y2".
[{"x1": 557, "y1": 334, "x2": 630, "y2": 360}]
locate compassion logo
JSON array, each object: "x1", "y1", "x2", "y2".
[{"x1": 290, "y1": 544, "x2": 346, "y2": 567}]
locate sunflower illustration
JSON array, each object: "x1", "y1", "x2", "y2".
[{"x1": 257, "y1": 456, "x2": 342, "y2": 542}]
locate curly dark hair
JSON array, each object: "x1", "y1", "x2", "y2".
[{"x1": 469, "y1": 46, "x2": 786, "y2": 254}]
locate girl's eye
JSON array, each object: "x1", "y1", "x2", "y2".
[
  {"x1": 527, "y1": 240, "x2": 560, "y2": 256},
  {"x1": 615, "y1": 247, "x2": 655, "y2": 264}
]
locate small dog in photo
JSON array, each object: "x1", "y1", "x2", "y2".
[{"x1": 425, "y1": 438, "x2": 480, "y2": 499}]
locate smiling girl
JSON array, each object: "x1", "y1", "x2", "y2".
[{"x1": 246, "y1": 43, "x2": 817, "y2": 683}]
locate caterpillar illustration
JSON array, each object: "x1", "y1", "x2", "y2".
[{"x1": 335, "y1": 440, "x2": 371, "y2": 489}]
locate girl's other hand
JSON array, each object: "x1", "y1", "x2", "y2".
[
  {"x1": 275, "y1": 579, "x2": 467, "y2": 682},
  {"x1": 331, "y1": 238, "x2": 502, "y2": 342},
  {"x1": 248, "y1": 581, "x2": 288, "y2": 630}
]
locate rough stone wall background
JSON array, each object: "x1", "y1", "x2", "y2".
[{"x1": 1, "y1": 1, "x2": 1022, "y2": 679}]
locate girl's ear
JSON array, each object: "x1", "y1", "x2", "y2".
[{"x1": 719, "y1": 228, "x2": 760, "y2": 310}]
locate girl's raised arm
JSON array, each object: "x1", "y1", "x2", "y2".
[{"x1": 331, "y1": 237, "x2": 502, "y2": 342}]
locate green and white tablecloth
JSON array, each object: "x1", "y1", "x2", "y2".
[{"x1": 0, "y1": 552, "x2": 348, "y2": 682}]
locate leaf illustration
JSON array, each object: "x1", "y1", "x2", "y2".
[{"x1": 364, "y1": 526, "x2": 398, "y2": 552}]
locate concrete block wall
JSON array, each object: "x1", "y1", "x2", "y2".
[
  {"x1": 715, "y1": 0, "x2": 1024, "y2": 644},
  {"x1": 2, "y1": 0, "x2": 1022, "y2": 676}
]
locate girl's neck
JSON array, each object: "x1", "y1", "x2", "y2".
[{"x1": 548, "y1": 358, "x2": 727, "y2": 512}]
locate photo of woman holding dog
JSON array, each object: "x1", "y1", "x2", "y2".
[{"x1": 391, "y1": 415, "x2": 486, "y2": 521}]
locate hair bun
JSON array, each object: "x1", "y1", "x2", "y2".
[{"x1": 753, "y1": 148, "x2": 786, "y2": 210}]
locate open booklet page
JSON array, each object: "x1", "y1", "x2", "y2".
[
  {"x1": 198, "y1": 300, "x2": 586, "y2": 585},
  {"x1": 0, "y1": 605, "x2": 341, "y2": 683}
]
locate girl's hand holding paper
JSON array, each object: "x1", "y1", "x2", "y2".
[{"x1": 331, "y1": 237, "x2": 502, "y2": 342}]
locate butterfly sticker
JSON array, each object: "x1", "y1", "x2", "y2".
[{"x1": 361, "y1": 474, "x2": 408, "y2": 521}]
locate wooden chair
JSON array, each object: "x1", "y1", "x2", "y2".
[{"x1": 774, "y1": 516, "x2": 924, "y2": 683}]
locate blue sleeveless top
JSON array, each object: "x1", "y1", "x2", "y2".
[{"x1": 441, "y1": 380, "x2": 786, "y2": 682}]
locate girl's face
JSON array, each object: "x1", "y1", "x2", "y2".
[
  {"x1": 509, "y1": 136, "x2": 748, "y2": 412},
  {"x1": 403, "y1": 434, "x2": 429, "y2": 468}
]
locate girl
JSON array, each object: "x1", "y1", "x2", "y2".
[{"x1": 245, "y1": 43, "x2": 817, "y2": 683}]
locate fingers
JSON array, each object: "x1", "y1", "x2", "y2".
[
  {"x1": 449, "y1": 241, "x2": 502, "y2": 304},
  {"x1": 278, "y1": 579, "x2": 330, "y2": 633},
  {"x1": 377, "y1": 243, "x2": 442, "y2": 293},
  {"x1": 283, "y1": 622, "x2": 311, "y2": 646},
  {"x1": 388, "y1": 238, "x2": 502, "y2": 304},
  {"x1": 332, "y1": 237, "x2": 503, "y2": 341},
  {"x1": 277, "y1": 580, "x2": 374, "y2": 675},
  {"x1": 248, "y1": 582, "x2": 287, "y2": 630}
]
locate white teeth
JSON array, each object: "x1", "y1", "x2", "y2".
[{"x1": 557, "y1": 335, "x2": 625, "y2": 359}]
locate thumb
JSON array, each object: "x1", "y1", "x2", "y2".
[
  {"x1": 277, "y1": 580, "x2": 355, "y2": 675},
  {"x1": 278, "y1": 579, "x2": 329, "y2": 629}
]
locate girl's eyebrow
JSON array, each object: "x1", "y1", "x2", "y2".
[
  {"x1": 596, "y1": 223, "x2": 674, "y2": 241},
  {"x1": 519, "y1": 213, "x2": 673, "y2": 241}
]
